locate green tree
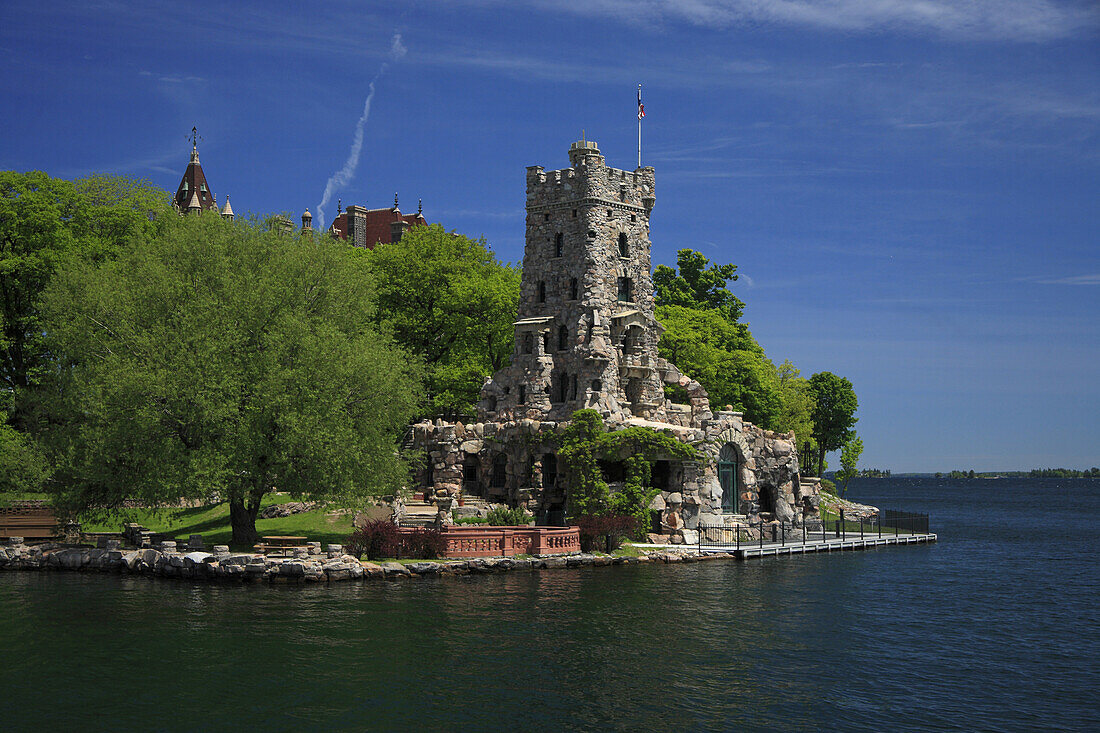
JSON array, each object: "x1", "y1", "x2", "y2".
[
  {"x1": 808, "y1": 372, "x2": 858, "y2": 477},
  {"x1": 0, "y1": 419, "x2": 47, "y2": 495},
  {"x1": 654, "y1": 249, "x2": 744, "y2": 322},
  {"x1": 0, "y1": 171, "x2": 168, "y2": 406},
  {"x1": 834, "y1": 435, "x2": 864, "y2": 496},
  {"x1": 38, "y1": 213, "x2": 421, "y2": 544},
  {"x1": 773, "y1": 359, "x2": 816, "y2": 443},
  {"x1": 363, "y1": 224, "x2": 520, "y2": 415},
  {"x1": 655, "y1": 304, "x2": 782, "y2": 427}
]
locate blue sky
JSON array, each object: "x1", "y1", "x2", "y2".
[{"x1": 2, "y1": 1, "x2": 1097, "y2": 471}]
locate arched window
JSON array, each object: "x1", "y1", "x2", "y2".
[
  {"x1": 558, "y1": 372, "x2": 570, "y2": 403},
  {"x1": 554, "y1": 233, "x2": 563, "y2": 257},
  {"x1": 538, "y1": 281, "x2": 546, "y2": 302},
  {"x1": 522, "y1": 333, "x2": 533, "y2": 354},
  {"x1": 542, "y1": 332, "x2": 550, "y2": 354},
  {"x1": 719, "y1": 443, "x2": 740, "y2": 514},
  {"x1": 558, "y1": 325, "x2": 569, "y2": 351},
  {"x1": 618, "y1": 233, "x2": 629, "y2": 258},
  {"x1": 569, "y1": 277, "x2": 578, "y2": 300},
  {"x1": 591, "y1": 379, "x2": 602, "y2": 393},
  {"x1": 518, "y1": 384, "x2": 526, "y2": 405},
  {"x1": 570, "y1": 374, "x2": 578, "y2": 401}
]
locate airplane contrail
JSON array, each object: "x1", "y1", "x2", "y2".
[{"x1": 316, "y1": 33, "x2": 407, "y2": 232}]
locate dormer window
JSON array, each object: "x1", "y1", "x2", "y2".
[
  {"x1": 618, "y1": 233, "x2": 629, "y2": 258},
  {"x1": 200, "y1": 184, "x2": 207, "y2": 192},
  {"x1": 182, "y1": 181, "x2": 189, "y2": 191}
]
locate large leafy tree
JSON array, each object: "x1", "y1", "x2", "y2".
[
  {"x1": 655, "y1": 304, "x2": 783, "y2": 427},
  {"x1": 38, "y1": 213, "x2": 421, "y2": 544},
  {"x1": 773, "y1": 359, "x2": 817, "y2": 464},
  {"x1": 0, "y1": 171, "x2": 168, "y2": 411},
  {"x1": 654, "y1": 248, "x2": 745, "y2": 322},
  {"x1": 808, "y1": 371, "x2": 858, "y2": 477},
  {"x1": 363, "y1": 224, "x2": 520, "y2": 415}
]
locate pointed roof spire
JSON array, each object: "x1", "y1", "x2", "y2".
[
  {"x1": 187, "y1": 190, "x2": 202, "y2": 212},
  {"x1": 221, "y1": 196, "x2": 234, "y2": 219},
  {"x1": 176, "y1": 127, "x2": 216, "y2": 213}
]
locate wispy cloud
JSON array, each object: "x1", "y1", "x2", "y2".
[
  {"x1": 1033, "y1": 274, "x2": 1100, "y2": 285},
  {"x1": 473, "y1": 0, "x2": 1099, "y2": 41},
  {"x1": 138, "y1": 70, "x2": 205, "y2": 84}
]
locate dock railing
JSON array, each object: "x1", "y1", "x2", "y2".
[{"x1": 698, "y1": 509, "x2": 931, "y2": 552}]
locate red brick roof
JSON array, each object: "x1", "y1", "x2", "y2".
[{"x1": 330, "y1": 206, "x2": 427, "y2": 247}]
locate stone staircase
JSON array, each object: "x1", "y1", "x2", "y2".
[{"x1": 399, "y1": 498, "x2": 439, "y2": 528}]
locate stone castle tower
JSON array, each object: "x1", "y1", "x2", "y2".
[{"x1": 479, "y1": 139, "x2": 674, "y2": 423}]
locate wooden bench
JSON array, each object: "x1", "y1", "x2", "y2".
[
  {"x1": 253, "y1": 536, "x2": 308, "y2": 556},
  {"x1": 0, "y1": 509, "x2": 58, "y2": 539}
]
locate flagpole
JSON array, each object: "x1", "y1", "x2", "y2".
[{"x1": 637, "y1": 84, "x2": 642, "y2": 168}]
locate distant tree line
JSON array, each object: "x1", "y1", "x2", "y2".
[{"x1": 935, "y1": 469, "x2": 1099, "y2": 480}]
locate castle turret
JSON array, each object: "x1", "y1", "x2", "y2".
[
  {"x1": 479, "y1": 139, "x2": 664, "y2": 423},
  {"x1": 174, "y1": 127, "x2": 217, "y2": 214},
  {"x1": 302, "y1": 209, "x2": 313, "y2": 232},
  {"x1": 221, "y1": 196, "x2": 234, "y2": 221}
]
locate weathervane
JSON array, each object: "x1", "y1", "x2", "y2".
[{"x1": 188, "y1": 126, "x2": 202, "y2": 150}]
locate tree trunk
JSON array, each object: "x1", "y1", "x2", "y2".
[
  {"x1": 229, "y1": 497, "x2": 261, "y2": 547},
  {"x1": 817, "y1": 446, "x2": 826, "y2": 479}
]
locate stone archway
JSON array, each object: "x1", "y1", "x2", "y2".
[{"x1": 714, "y1": 428, "x2": 752, "y2": 514}]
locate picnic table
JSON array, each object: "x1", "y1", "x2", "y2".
[{"x1": 253, "y1": 536, "x2": 308, "y2": 555}]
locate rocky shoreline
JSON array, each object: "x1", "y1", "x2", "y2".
[{"x1": 0, "y1": 537, "x2": 725, "y2": 584}]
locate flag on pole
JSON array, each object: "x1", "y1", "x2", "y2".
[{"x1": 637, "y1": 87, "x2": 645, "y2": 120}]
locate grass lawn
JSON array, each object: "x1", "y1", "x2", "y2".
[{"x1": 77, "y1": 494, "x2": 355, "y2": 551}]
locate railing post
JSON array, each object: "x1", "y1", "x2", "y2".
[
  {"x1": 781, "y1": 519, "x2": 786, "y2": 546},
  {"x1": 860, "y1": 516, "x2": 864, "y2": 540},
  {"x1": 759, "y1": 520, "x2": 763, "y2": 550},
  {"x1": 737, "y1": 524, "x2": 741, "y2": 552}
]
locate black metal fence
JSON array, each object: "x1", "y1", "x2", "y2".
[{"x1": 698, "y1": 509, "x2": 931, "y2": 552}]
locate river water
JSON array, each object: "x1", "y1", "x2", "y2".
[{"x1": 2, "y1": 477, "x2": 1098, "y2": 731}]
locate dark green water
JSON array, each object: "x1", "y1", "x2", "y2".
[{"x1": 2, "y1": 478, "x2": 1098, "y2": 731}]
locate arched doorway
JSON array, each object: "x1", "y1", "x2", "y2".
[{"x1": 719, "y1": 443, "x2": 740, "y2": 514}]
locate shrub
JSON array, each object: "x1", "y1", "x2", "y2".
[
  {"x1": 400, "y1": 527, "x2": 447, "y2": 559},
  {"x1": 486, "y1": 505, "x2": 531, "y2": 526},
  {"x1": 346, "y1": 519, "x2": 400, "y2": 560},
  {"x1": 452, "y1": 513, "x2": 488, "y2": 525},
  {"x1": 573, "y1": 514, "x2": 638, "y2": 553}
]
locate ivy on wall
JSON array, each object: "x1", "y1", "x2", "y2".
[{"x1": 559, "y1": 410, "x2": 698, "y2": 534}]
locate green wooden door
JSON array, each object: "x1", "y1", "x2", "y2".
[{"x1": 719, "y1": 461, "x2": 738, "y2": 513}]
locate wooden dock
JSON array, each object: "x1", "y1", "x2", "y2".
[{"x1": 701, "y1": 532, "x2": 938, "y2": 560}]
